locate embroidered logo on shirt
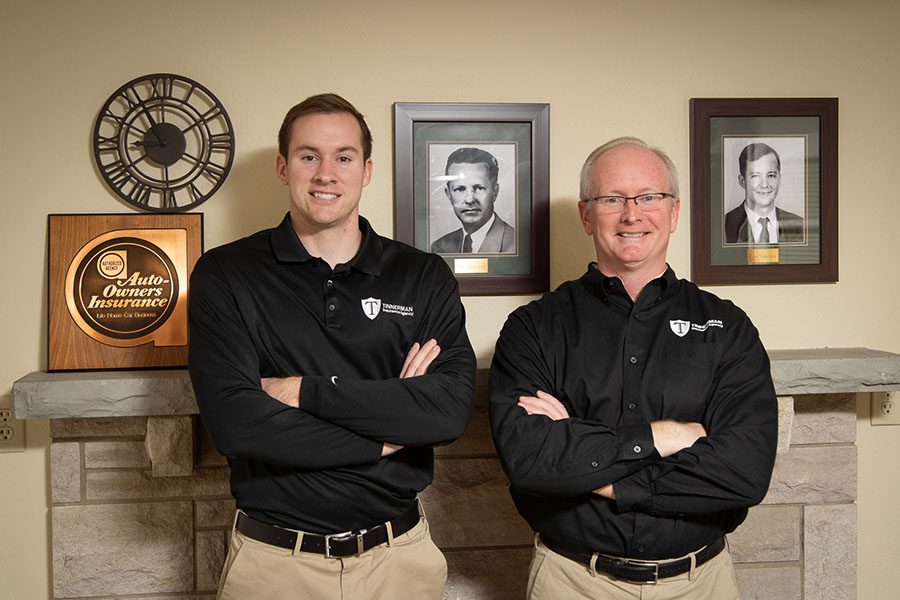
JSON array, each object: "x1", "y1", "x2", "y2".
[
  {"x1": 360, "y1": 297, "x2": 414, "y2": 320},
  {"x1": 670, "y1": 320, "x2": 690, "y2": 337},
  {"x1": 382, "y1": 303, "x2": 414, "y2": 317},
  {"x1": 670, "y1": 319, "x2": 723, "y2": 337},
  {"x1": 361, "y1": 297, "x2": 381, "y2": 320}
]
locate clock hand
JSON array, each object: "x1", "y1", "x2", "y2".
[
  {"x1": 141, "y1": 102, "x2": 159, "y2": 129},
  {"x1": 131, "y1": 140, "x2": 160, "y2": 148},
  {"x1": 131, "y1": 94, "x2": 168, "y2": 147}
]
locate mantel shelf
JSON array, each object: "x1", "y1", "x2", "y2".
[{"x1": 13, "y1": 347, "x2": 900, "y2": 420}]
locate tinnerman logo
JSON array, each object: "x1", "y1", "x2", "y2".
[{"x1": 361, "y1": 297, "x2": 381, "y2": 320}]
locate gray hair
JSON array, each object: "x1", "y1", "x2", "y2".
[{"x1": 579, "y1": 136, "x2": 679, "y2": 200}]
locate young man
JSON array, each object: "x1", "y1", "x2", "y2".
[
  {"x1": 490, "y1": 137, "x2": 777, "y2": 599},
  {"x1": 189, "y1": 93, "x2": 476, "y2": 599},
  {"x1": 725, "y1": 142, "x2": 804, "y2": 243}
]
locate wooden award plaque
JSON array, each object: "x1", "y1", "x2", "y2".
[{"x1": 48, "y1": 214, "x2": 202, "y2": 371}]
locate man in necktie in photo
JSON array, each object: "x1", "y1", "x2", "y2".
[
  {"x1": 724, "y1": 142, "x2": 804, "y2": 244},
  {"x1": 431, "y1": 146, "x2": 516, "y2": 254}
]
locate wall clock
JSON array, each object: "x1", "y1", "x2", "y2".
[{"x1": 93, "y1": 73, "x2": 235, "y2": 212}]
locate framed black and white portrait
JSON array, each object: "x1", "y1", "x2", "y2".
[
  {"x1": 722, "y1": 136, "x2": 807, "y2": 246},
  {"x1": 690, "y1": 98, "x2": 838, "y2": 285},
  {"x1": 394, "y1": 102, "x2": 549, "y2": 295},
  {"x1": 428, "y1": 143, "x2": 518, "y2": 256}
]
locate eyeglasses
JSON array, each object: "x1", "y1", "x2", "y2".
[{"x1": 581, "y1": 193, "x2": 675, "y2": 214}]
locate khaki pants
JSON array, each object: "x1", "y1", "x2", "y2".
[
  {"x1": 527, "y1": 535, "x2": 740, "y2": 600},
  {"x1": 218, "y1": 515, "x2": 447, "y2": 600}
]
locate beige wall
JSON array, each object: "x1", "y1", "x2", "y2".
[{"x1": 2, "y1": 1, "x2": 898, "y2": 597}]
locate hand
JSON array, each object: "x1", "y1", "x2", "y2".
[
  {"x1": 381, "y1": 340, "x2": 440, "y2": 458},
  {"x1": 261, "y1": 376, "x2": 302, "y2": 408},
  {"x1": 381, "y1": 442, "x2": 403, "y2": 457},
  {"x1": 517, "y1": 390, "x2": 570, "y2": 421},
  {"x1": 399, "y1": 339, "x2": 440, "y2": 378},
  {"x1": 593, "y1": 483, "x2": 616, "y2": 499},
  {"x1": 131, "y1": 139, "x2": 162, "y2": 148},
  {"x1": 650, "y1": 420, "x2": 707, "y2": 457}
]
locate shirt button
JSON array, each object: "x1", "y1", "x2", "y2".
[
  {"x1": 591, "y1": 461, "x2": 598, "y2": 467},
  {"x1": 326, "y1": 279, "x2": 334, "y2": 287},
  {"x1": 328, "y1": 304, "x2": 336, "y2": 312},
  {"x1": 629, "y1": 356, "x2": 637, "y2": 364},
  {"x1": 633, "y1": 445, "x2": 642, "y2": 453},
  {"x1": 638, "y1": 545, "x2": 645, "y2": 553},
  {"x1": 628, "y1": 403, "x2": 636, "y2": 410}
]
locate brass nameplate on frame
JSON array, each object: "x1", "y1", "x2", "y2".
[
  {"x1": 48, "y1": 214, "x2": 202, "y2": 371},
  {"x1": 453, "y1": 258, "x2": 489, "y2": 274},
  {"x1": 747, "y1": 247, "x2": 780, "y2": 265}
]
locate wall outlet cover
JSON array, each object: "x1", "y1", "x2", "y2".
[{"x1": 871, "y1": 391, "x2": 900, "y2": 426}]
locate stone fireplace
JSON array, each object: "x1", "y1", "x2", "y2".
[{"x1": 14, "y1": 347, "x2": 900, "y2": 599}]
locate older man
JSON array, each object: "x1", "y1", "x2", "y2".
[
  {"x1": 490, "y1": 137, "x2": 777, "y2": 598},
  {"x1": 431, "y1": 146, "x2": 515, "y2": 254}
]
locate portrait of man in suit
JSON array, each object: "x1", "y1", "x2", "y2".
[
  {"x1": 724, "y1": 142, "x2": 805, "y2": 244},
  {"x1": 430, "y1": 146, "x2": 516, "y2": 254}
]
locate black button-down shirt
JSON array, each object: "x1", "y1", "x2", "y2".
[
  {"x1": 189, "y1": 214, "x2": 476, "y2": 533},
  {"x1": 489, "y1": 265, "x2": 777, "y2": 559}
]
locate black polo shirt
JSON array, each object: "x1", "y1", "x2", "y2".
[
  {"x1": 189, "y1": 214, "x2": 476, "y2": 534},
  {"x1": 489, "y1": 265, "x2": 777, "y2": 559}
]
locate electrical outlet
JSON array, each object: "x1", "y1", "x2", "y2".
[
  {"x1": 871, "y1": 391, "x2": 900, "y2": 426},
  {"x1": 0, "y1": 399, "x2": 26, "y2": 452}
]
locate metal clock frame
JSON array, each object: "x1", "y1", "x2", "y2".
[{"x1": 93, "y1": 73, "x2": 235, "y2": 213}]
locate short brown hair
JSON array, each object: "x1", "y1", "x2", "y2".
[
  {"x1": 277, "y1": 93, "x2": 373, "y2": 160},
  {"x1": 738, "y1": 142, "x2": 780, "y2": 178}
]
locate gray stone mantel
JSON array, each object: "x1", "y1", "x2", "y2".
[
  {"x1": 13, "y1": 347, "x2": 900, "y2": 420},
  {"x1": 22, "y1": 348, "x2": 881, "y2": 600}
]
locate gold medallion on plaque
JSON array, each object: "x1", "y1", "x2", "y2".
[
  {"x1": 66, "y1": 230, "x2": 185, "y2": 346},
  {"x1": 48, "y1": 214, "x2": 202, "y2": 370}
]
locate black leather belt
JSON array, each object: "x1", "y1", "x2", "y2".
[
  {"x1": 542, "y1": 536, "x2": 726, "y2": 584},
  {"x1": 235, "y1": 503, "x2": 420, "y2": 558}
]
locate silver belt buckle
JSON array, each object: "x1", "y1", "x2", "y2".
[
  {"x1": 324, "y1": 529, "x2": 367, "y2": 558},
  {"x1": 624, "y1": 558, "x2": 659, "y2": 584}
]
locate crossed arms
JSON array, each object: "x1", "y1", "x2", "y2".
[
  {"x1": 517, "y1": 390, "x2": 706, "y2": 499},
  {"x1": 489, "y1": 307, "x2": 778, "y2": 517},
  {"x1": 262, "y1": 339, "x2": 442, "y2": 457},
  {"x1": 188, "y1": 254, "x2": 476, "y2": 472}
]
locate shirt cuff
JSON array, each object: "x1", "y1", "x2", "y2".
[
  {"x1": 614, "y1": 468, "x2": 653, "y2": 513},
  {"x1": 610, "y1": 423, "x2": 655, "y2": 512},
  {"x1": 299, "y1": 375, "x2": 324, "y2": 415},
  {"x1": 615, "y1": 423, "x2": 655, "y2": 461}
]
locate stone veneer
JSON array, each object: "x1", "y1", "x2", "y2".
[{"x1": 15, "y1": 347, "x2": 900, "y2": 599}]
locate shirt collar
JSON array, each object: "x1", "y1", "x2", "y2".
[
  {"x1": 743, "y1": 203, "x2": 779, "y2": 243},
  {"x1": 579, "y1": 263, "x2": 678, "y2": 303},
  {"x1": 270, "y1": 213, "x2": 383, "y2": 276},
  {"x1": 468, "y1": 213, "x2": 496, "y2": 251}
]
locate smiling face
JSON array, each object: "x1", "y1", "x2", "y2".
[
  {"x1": 445, "y1": 162, "x2": 498, "y2": 233},
  {"x1": 578, "y1": 143, "x2": 679, "y2": 279},
  {"x1": 739, "y1": 152, "x2": 781, "y2": 214},
  {"x1": 275, "y1": 112, "x2": 372, "y2": 234}
]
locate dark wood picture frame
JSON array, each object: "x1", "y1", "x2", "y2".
[
  {"x1": 394, "y1": 102, "x2": 549, "y2": 295},
  {"x1": 690, "y1": 98, "x2": 838, "y2": 285}
]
